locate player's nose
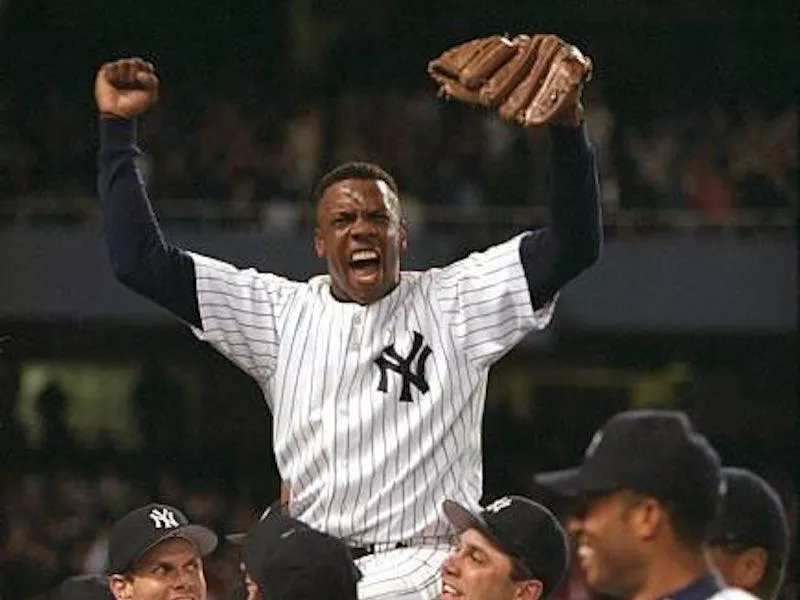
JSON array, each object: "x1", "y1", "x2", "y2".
[
  {"x1": 441, "y1": 551, "x2": 460, "y2": 576},
  {"x1": 350, "y1": 213, "x2": 378, "y2": 237}
]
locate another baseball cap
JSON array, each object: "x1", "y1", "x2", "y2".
[
  {"x1": 107, "y1": 503, "x2": 218, "y2": 574},
  {"x1": 533, "y1": 410, "x2": 721, "y2": 503},
  {"x1": 56, "y1": 574, "x2": 113, "y2": 600},
  {"x1": 707, "y1": 467, "x2": 789, "y2": 557},
  {"x1": 241, "y1": 509, "x2": 361, "y2": 600},
  {"x1": 443, "y1": 495, "x2": 569, "y2": 598}
]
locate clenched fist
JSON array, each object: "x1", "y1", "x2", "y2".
[{"x1": 94, "y1": 57, "x2": 159, "y2": 119}]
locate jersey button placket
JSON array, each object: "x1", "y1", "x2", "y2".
[{"x1": 349, "y1": 310, "x2": 364, "y2": 351}]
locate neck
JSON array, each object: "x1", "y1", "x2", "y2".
[{"x1": 630, "y1": 547, "x2": 710, "y2": 600}]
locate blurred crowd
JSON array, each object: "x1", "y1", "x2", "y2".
[
  {"x1": 0, "y1": 464, "x2": 255, "y2": 600},
  {"x1": 0, "y1": 83, "x2": 796, "y2": 228},
  {"x1": 1, "y1": 385, "x2": 795, "y2": 599}
]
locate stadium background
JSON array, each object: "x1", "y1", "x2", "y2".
[{"x1": 0, "y1": 0, "x2": 796, "y2": 598}]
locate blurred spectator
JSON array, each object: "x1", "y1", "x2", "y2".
[
  {"x1": 1, "y1": 79, "x2": 794, "y2": 228},
  {"x1": 36, "y1": 381, "x2": 74, "y2": 462}
]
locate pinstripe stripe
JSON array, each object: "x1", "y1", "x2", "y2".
[
  {"x1": 186, "y1": 233, "x2": 553, "y2": 557},
  {"x1": 357, "y1": 546, "x2": 449, "y2": 600}
]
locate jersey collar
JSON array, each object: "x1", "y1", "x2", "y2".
[{"x1": 655, "y1": 572, "x2": 723, "y2": 600}]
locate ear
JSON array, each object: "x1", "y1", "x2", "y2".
[
  {"x1": 516, "y1": 578, "x2": 544, "y2": 600},
  {"x1": 735, "y1": 547, "x2": 768, "y2": 591},
  {"x1": 109, "y1": 575, "x2": 132, "y2": 600},
  {"x1": 631, "y1": 497, "x2": 664, "y2": 541},
  {"x1": 314, "y1": 226, "x2": 325, "y2": 258}
]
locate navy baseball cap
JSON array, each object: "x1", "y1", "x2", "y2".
[
  {"x1": 242, "y1": 508, "x2": 361, "y2": 600},
  {"x1": 107, "y1": 503, "x2": 218, "y2": 574},
  {"x1": 533, "y1": 410, "x2": 721, "y2": 503},
  {"x1": 56, "y1": 574, "x2": 113, "y2": 600},
  {"x1": 443, "y1": 495, "x2": 570, "y2": 598},
  {"x1": 708, "y1": 467, "x2": 789, "y2": 557}
]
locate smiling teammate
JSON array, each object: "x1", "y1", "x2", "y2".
[
  {"x1": 440, "y1": 495, "x2": 570, "y2": 600},
  {"x1": 94, "y1": 54, "x2": 601, "y2": 599},
  {"x1": 534, "y1": 410, "x2": 760, "y2": 600}
]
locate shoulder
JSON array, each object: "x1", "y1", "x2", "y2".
[{"x1": 308, "y1": 274, "x2": 331, "y2": 291}]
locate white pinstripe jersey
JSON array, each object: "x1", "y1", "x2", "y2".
[{"x1": 188, "y1": 233, "x2": 555, "y2": 545}]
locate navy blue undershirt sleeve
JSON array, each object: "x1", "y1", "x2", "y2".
[
  {"x1": 520, "y1": 123, "x2": 602, "y2": 309},
  {"x1": 97, "y1": 117, "x2": 202, "y2": 328}
]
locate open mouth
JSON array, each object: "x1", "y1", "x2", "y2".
[
  {"x1": 577, "y1": 542, "x2": 594, "y2": 571},
  {"x1": 442, "y1": 581, "x2": 464, "y2": 598},
  {"x1": 349, "y1": 249, "x2": 382, "y2": 275}
]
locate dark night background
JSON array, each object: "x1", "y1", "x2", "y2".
[{"x1": 0, "y1": 1, "x2": 796, "y2": 598}]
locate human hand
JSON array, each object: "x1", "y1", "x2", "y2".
[{"x1": 94, "y1": 57, "x2": 159, "y2": 119}]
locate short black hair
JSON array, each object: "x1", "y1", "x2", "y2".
[{"x1": 312, "y1": 162, "x2": 399, "y2": 206}]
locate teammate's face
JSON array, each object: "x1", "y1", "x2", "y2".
[
  {"x1": 109, "y1": 538, "x2": 206, "y2": 600},
  {"x1": 704, "y1": 544, "x2": 767, "y2": 594},
  {"x1": 440, "y1": 529, "x2": 542, "y2": 600},
  {"x1": 571, "y1": 491, "x2": 648, "y2": 598},
  {"x1": 315, "y1": 178, "x2": 407, "y2": 305}
]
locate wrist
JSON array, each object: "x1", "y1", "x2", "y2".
[
  {"x1": 99, "y1": 112, "x2": 133, "y2": 121},
  {"x1": 99, "y1": 116, "x2": 138, "y2": 148}
]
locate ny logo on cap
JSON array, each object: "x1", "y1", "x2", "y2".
[
  {"x1": 485, "y1": 497, "x2": 513, "y2": 514},
  {"x1": 149, "y1": 507, "x2": 180, "y2": 529}
]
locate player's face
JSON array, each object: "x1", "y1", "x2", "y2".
[
  {"x1": 110, "y1": 538, "x2": 206, "y2": 600},
  {"x1": 704, "y1": 544, "x2": 765, "y2": 593},
  {"x1": 315, "y1": 178, "x2": 407, "y2": 305},
  {"x1": 570, "y1": 491, "x2": 647, "y2": 598},
  {"x1": 440, "y1": 529, "x2": 542, "y2": 600}
]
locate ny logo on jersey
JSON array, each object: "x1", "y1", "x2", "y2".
[
  {"x1": 375, "y1": 331, "x2": 432, "y2": 402},
  {"x1": 149, "y1": 507, "x2": 180, "y2": 529},
  {"x1": 485, "y1": 497, "x2": 514, "y2": 514}
]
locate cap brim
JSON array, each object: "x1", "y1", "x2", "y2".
[
  {"x1": 535, "y1": 466, "x2": 623, "y2": 498},
  {"x1": 122, "y1": 524, "x2": 218, "y2": 572},
  {"x1": 443, "y1": 499, "x2": 488, "y2": 533},
  {"x1": 444, "y1": 499, "x2": 537, "y2": 573},
  {"x1": 533, "y1": 468, "x2": 584, "y2": 496},
  {"x1": 443, "y1": 499, "x2": 511, "y2": 553},
  {"x1": 170, "y1": 524, "x2": 218, "y2": 556}
]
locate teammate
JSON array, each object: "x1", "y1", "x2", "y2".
[
  {"x1": 441, "y1": 495, "x2": 570, "y2": 600},
  {"x1": 705, "y1": 468, "x2": 790, "y2": 600},
  {"x1": 238, "y1": 504, "x2": 361, "y2": 599},
  {"x1": 94, "y1": 53, "x2": 601, "y2": 599},
  {"x1": 105, "y1": 502, "x2": 218, "y2": 600},
  {"x1": 534, "y1": 410, "x2": 758, "y2": 600}
]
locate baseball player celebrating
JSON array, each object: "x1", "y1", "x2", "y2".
[{"x1": 94, "y1": 33, "x2": 601, "y2": 599}]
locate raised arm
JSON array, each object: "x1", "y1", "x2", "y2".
[
  {"x1": 427, "y1": 33, "x2": 602, "y2": 310},
  {"x1": 520, "y1": 121, "x2": 602, "y2": 309},
  {"x1": 95, "y1": 57, "x2": 201, "y2": 327}
]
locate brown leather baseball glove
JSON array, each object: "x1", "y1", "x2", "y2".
[{"x1": 427, "y1": 33, "x2": 592, "y2": 128}]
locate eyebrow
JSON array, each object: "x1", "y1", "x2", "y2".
[{"x1": 459, "y1": 539, "x2": 490, "y2": 559}]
